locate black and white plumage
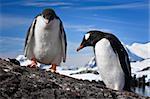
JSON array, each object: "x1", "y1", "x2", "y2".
[
  {"x1": 24, "y1": 8, "x2": 67, "y2": 68},
  {"x1": 77, "y1": 30, "x2": 131, "y2": 91}
]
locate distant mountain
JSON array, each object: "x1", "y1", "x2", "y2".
[
  {"x1": 126, "y1": 42, "x2": 150, "y2": 59},
  {"x1": 124, "y1": 46, "x2": 144, "y2": 62},
  {"x1": 85, "y1": 56, "x2": 96, "y2": 68}
]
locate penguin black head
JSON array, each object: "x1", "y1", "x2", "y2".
[
  {"x1": 77, "y1": 30, "x2": 105, "y2": 51},
  {"x1": 42, "y1": 8, "x2": 57, "y2": 24}
]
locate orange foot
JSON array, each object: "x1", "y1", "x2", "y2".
[
  {"x1": 27, "y1": 58, "x2": 37, "y2": 68},
  {"x1": 49, "y1": 64, "x2": 57, "y2": 73}
]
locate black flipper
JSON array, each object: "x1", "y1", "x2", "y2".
[
  {"x1": 24, "y1": 15, "x2": 39, "y2": 57},
  {"x1": 57, "y1": 17, "x2": 67, "y2": 63}
]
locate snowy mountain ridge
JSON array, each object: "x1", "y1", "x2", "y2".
[{"x1": 126, "y1": 42, "x2": 150, "y2": 59}]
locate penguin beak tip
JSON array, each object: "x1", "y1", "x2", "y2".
[
  {"x1": 76, "y1": 45, "x2": 84, "y2": 52},
  {"x1": 44, "y1": 19, "x2": 50, "y2": 24},
  {"x1": 76, "y1": 48, "x2": 80, "y2": 52}
]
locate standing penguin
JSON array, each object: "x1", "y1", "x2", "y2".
[
  {"x1": 77, "y1": 30, "x2": 131, "y2": 91},
  {"x1": 24, "y1": 8, "x2": 67, "y2": 72}
]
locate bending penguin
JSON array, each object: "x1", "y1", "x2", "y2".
[
  {"x1": 77, "y1": 30, "x2": 131, "y2": 91},
  {"x1": 24, "y1": 8, "x2": 67, "y2": 72}
]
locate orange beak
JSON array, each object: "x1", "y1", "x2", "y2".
[{"x1": 76, "y1": 45, "x2": 84, "y2": 52}]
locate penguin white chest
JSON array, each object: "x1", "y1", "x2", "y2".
[
  {"x1": 95, "y1": 38, "x2": 125, "y2": 90},
  {"x1": 33, "y1": 17, "x2": 62, "y2": 64}
]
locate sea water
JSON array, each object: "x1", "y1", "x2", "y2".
[{"x1": 132, "y1": 86, "x2": 150, "y2": 97}]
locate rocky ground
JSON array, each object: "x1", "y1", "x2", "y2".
[{"x1": 0, "y1": 58, "x2": 149, "y2": 99}]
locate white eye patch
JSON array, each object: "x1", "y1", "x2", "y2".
[{"x1": 85, "y1": 33, "x2": 90, "y2": 40}]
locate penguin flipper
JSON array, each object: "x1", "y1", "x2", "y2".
[
  {"x1": 24, "y1": 18, "x2": 37, "y2": 57},
  {"x1": 59, "y1": 19, "x2": 67, "y2": 62}
]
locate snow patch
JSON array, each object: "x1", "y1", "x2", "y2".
[{"x1": 127, "y1": 42, "x2": 150, "y2": 59}]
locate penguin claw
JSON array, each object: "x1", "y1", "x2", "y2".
[
  {"x1": 49, "y1": 64, "x2": 57, "y2": 73},
  {"x1": 50, "y1": 69, "x2": 56, "y2": 73},
  {"x1": 45, "y1": 69, "x2": 56, "y2": 73},
  {"x1": 27, "y1": 58, "x2": 37, "y2": 68},
  {"x1": 27, "y1": 64, "x2": 37, "y2": 68},
  {"x1": 27, "y1": 62, "x2": 37, "y2": 68}
]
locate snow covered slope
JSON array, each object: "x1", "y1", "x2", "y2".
[
  {"x1": 85, "y1": 56, "x2": 96, "y2": 68},
  {"x1": 126, "y1": 42, "x2": 150, "y2": 59},
  {"x1": 124, "y1": 46, "x2": 144, "y2": 62},
  {"x1": 131, "y1": 59, "x2": 150, "y2": 81}
]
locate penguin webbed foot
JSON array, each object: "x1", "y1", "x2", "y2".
[
  {"x1": 49, "y1": 64, "x2": 57, "y2": 73},
  {"x1": 27, "y1": 59, "x2": 37, "y2": 68},
  {"x1": 27, "y1": 63, "x2": 37, "y2": 68}
]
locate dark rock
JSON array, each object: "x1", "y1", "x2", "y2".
[
  {"x1": 0, "y1": 58, "x2": 149, "y2": 99},
  {"x1": 8, "y1": 58, "x2": 20, "y2": 65},
  {"x1": 70, "y1": 69, "x2": 99, "y2": 75},
  {"x1": 138, "y1": 67, "x2": 150, "y2": 72}
]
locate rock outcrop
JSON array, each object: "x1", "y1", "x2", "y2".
[{"x1": 0, "y1": 59, "x2": 149, "y2": 99}]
